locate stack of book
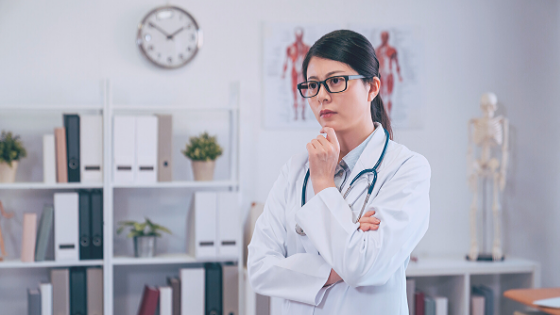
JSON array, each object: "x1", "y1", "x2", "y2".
[
  {"x1": 20, "y1": 191, "x2": 103, "y2": 263},
  {"x1": 137, "y1": 263, "x2": 238, "y2": 315},
  {"x1": 43, "y1": 114, "x2": 103, "y2": 184},
  {"x1": 27, "y1": 267, "x2": 103, "y2": 315},
  {"x1": 406, "y1": 278, "x2": 449, "y2": 315},
  {"x1": 42, "y1": 113, "x2": 174, "y2": 184}
]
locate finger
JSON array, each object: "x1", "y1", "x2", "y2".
[
  {"x1": 311, "y1": 139, "x2": 326, "y2": 153},
  {"x1": 320, "y1": 127, "x2": 340, "y2": 148},
  {"x1": 359, "y1": 223, "x2": 380, "y2": 232},
  {"x1": 315, "y1": 135, "x2": 333, "y2": 151},
  {"x1": 359, "y1": 217, "x2": 380, "y2": 225},
  {"x1": 363, "y1": 210, "x2": 376, "y2": 217}
]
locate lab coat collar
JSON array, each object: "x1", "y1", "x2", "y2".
[{"x1": 303, "y1": 122, "x2": 389, "y2": 196}]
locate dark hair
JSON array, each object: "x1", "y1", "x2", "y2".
[{"x1": 301, "y1": 30, "x2": 393, "y2": 139}]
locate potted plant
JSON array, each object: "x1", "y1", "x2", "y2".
[
  {"x1": 0, "y1": 131, "x2": 27, "y2": 183},
  {"x1": 182, "y1": 132, "x2": 223, "y2": 181},
  {"x1": 116, "y1": 218, "x2": 172, "y2": 258}
]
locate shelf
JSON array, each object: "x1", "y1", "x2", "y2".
[
  {"x1": 112, "y1": 180, "x2": 238, "y2": 189},
  {"x1": 0, "y1": 182, "x2": 104, "y2": 190},
  {"x1": 406, "y1": 256, "x2": 539, "y2": 277},
  {"x1": 0, "y1": 259, "x2": 103, "y2": 269},
  {"x1": 112, "y1": 104, "x2": 238, "y2": 112},
  {"x1": 112, "y1": 254, "x2": 237, "y2": 266},
  {"x1": 0, "y1": 104, "x2": 103, "y2": 111}
]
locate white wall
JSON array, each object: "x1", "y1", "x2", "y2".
[{"x1": 1, "y1": 0, "x2": 559, "y2": 292}]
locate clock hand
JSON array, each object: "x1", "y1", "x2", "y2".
[
  {"x1": 167, "y1": 27, "x2": 185, "y2": 40},
  {"x1": 148, "y1": 22, "x2": 170, "y2": 37}
]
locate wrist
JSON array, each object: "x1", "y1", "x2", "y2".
[{"x1": 313, "y1": 179, "x2": 335, "y2": 195}]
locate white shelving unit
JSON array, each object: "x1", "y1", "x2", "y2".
[
  {"x1": 406, "y1": 256, "x2": 540, "y2": 315},
  {"x1": 0, "y1": 80, "x2": 243, "y2": 315}
]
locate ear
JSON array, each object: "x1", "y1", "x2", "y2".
[{"x1": 367, "y1": 77, "x2": 381, "y2": 103}]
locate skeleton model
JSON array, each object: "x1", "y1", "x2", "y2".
[{"x1": 467, "y1": 93, "x2": 509, "y2": 261}]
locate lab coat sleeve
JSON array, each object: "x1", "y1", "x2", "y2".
[
  {"x1": 247, "y1": 162, "x2": 333, "y2": 306},
  {"x1": 295, "y1": 154, "x2": 431, "y2": 288}
]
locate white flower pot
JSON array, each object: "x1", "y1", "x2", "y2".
[
  {"x1": 191, "y1": 160, "x2": 216, "y2": 181},
  {"x1": 0, "y1": 161, "x2": 18, "y2": 183}
]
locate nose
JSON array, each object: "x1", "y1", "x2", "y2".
[{"x1": 315, "y1": 82, "x2": 331, "y2": 105}]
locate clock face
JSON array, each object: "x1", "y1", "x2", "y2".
[{"x1": 137, "y1": 6, "x2": 202, "y2": 69}]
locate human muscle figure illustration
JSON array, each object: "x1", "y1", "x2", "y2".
[
  {"x1": 375, "y1": 31, "x2": 402, "y2": 115},
  {"x1": 282, "y1": 28, "x2": 310, "y2": 121}
]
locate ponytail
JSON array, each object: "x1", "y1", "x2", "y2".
[{"x1": 371, "y1": 94, "x2": 393, "y2": 140}]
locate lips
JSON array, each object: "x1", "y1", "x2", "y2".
[{"x1": 320, "y1": 109, "x2": 336, "y2": 116}]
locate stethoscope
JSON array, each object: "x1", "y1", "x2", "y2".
[{"x1": 295, "y1": 128, "x2": 390, "y2": 236}]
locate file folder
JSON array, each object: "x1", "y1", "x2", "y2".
[
  {"x1": 205, "y1": 263, "x2": 222, "y2": 315},
  {"x1": 78, "y1": 191, "x2": 91, "y2": 260},
  {"x1": 51, "y1": 268, "x2": 70, "y2": 315},
  {"x1": 159, "y1": 286, "x2": 173, "y2": 315},
  {"x1": 222, "y1": 264, "x2": 239, "y2": 315},
  {"x1": 54, "y1": 193, "x2": 79, "y2": 261},
  {"x1": 135, "y1": 116, "x2": 158, "y2": 183},
  {"x1": 90, "y1": 190, "x2": 103, "y2": 259},
  {"x1": 87, "y1": 268, "x2": 103, "y2": 315},
  {"x1": 35, "y1": 205, "x2": 54, "y2": 262},
  {"x1": 70, "y1": 267, "x2": 87, "y2": 315},
  {"x1": 43, "y1": 134, "x2": 56, "y2": 184},
  {"x1": 27, "y1": 288, "x2": 41, "y2": 315},
  {"x1": 156, "y1": 114, "x2": 173, "y2": 182},
  {"x1": 64, "y1": 114, "x2": 81, "y2": 182},
  {"x1": 21, "y1": 213, "x2": 37, "y2": 263},
  {"x1": 40, "y1": 283, "x2": 53, "y2": 315},
  {"x1": 80, "y1": 115, "x2": 103, "y2": 183},
  {"x1": 218, "y1": 192, "x2": 240, "y2": 258},
  {"x1": 193, "y1": 192, "x2": 218, "y2": 259},
  {"x1": 167, "y1": 277, "x2": 181, "y2": 315},
  {"x1": 113, "y1": 116, "x2": 136, "y2": 183},
  {"x1": 180, "y1": 268, "x2": 205, "y2": 315},
  {"x1": 55, "y1": 127, "x2": 68, "y2": 183}
]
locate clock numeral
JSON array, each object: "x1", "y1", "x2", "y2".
[
  {"x1": 148, "y1": 45, "x2": 154, "y2": 51},
  {"x1": 187, "y1": 24, "x2": 192, "y2": 29},
  {"x1": 168, "y1": 57, "x2": 173, "y2": 64},
  {"x1": 157, "y1": 53, "x2": 161, "y2": 59},
  {"x1": 187, "y1": 47, "x2": 192, "y2": 52},
  {"x1": 179, "y1": 54, "x2": 184, "y2": 60}
]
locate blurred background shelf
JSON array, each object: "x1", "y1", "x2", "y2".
[{"x1": 0, "y1": 259, "x2": 104, "y2": 269}]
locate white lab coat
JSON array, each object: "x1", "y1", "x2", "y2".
[{"x1": 248, "y1": 124, "x2": 431, "y2": 315}]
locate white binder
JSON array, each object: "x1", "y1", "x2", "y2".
[
  {"x1": 40, "y1": 283, "x2": 53, "y2": 315},
  {"x1": 43, "y1": 134, "x2": 56, "y2": 184},
  {"x1": 194, "y1": 191, "x2": 218, "y2": 259},
  {"x1": 180, "y1": 268, "x2": 205, "y2": 315},
  {"x1": 158, "y1": 286, "x2": 172, "y2": 315},
  {"x1": 80, "y1": 115, "x2": 103, "y2": 183},
  {"x1": 135, "y1": 116, "x2": 158, "y2": 183},
  {"x1": 218, "y1": 192, "x2": 240, "y2": 258},
  {"x1": 54, "y1": 193, "x2": 79, "y2": 261},
  {"x1": 113, "y1": 116, "x2": 136, "y2": 183}
]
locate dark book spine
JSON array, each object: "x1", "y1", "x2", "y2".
[
  {"x1": 79, "y1": 191, "x2": 91, "y2": 260},
  {"x1": 205, "y1": 263, "x2": 223, "y2": 315},
  {"x1": 70, "y1": 267, "x2": 87, "y2": 315},
  {"x1": 90, "y1": 190, "x2": 103, "y2": 259},
  {"x1": 64, "y1": 114, "x2": 81, "y2": 182}
]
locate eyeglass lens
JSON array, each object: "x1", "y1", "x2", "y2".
[{"x1": 299, "y1": 76, "x2": 348, "y2": 98}]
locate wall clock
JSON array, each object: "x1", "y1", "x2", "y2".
[{"x1": 137, "y1": 6, "x2": 202, "y2": 69}]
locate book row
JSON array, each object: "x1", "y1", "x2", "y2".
[
  {"x1": 27, "y1": 267, "x2": 103, "y2": 315},
  {"x1": 42, "y1": 114, "x2": 174, "y2": 184},
  {"x1": 406, "y1": 279, "x2": 448, "y2": 315},
  {"x1": 137, "y1": 263, "x2": 238, "y2": 315},
  {"x1": 20, "y1": 191, "x2": 103, "y2": 262}
]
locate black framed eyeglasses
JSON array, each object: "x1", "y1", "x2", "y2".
[{"x1": 297, "y1": 75, "x2": 370, "y2": 98}]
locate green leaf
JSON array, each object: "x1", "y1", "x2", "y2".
[{"x1": 183, "y1": 131, "x2": 223, "y2": 161}]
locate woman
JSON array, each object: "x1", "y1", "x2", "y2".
[{"x1": 248, "y1": 30, "x2": 431, "y2": 314}]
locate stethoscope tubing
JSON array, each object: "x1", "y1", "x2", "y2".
[{"x1": 297, "y1": 129, "x2": 390, "y2": 235}]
